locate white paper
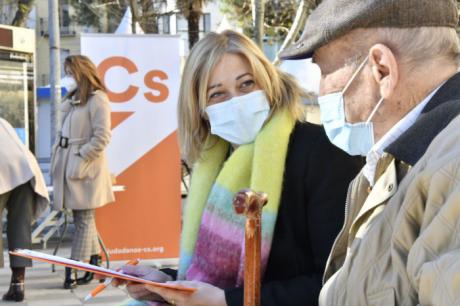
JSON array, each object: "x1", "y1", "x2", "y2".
[
  {"x1": 12, "y1": 249, "x2": 144, "y2": 281},
  {"x1": 11, "y1": 249, "x2": 193, "y2": 292}
]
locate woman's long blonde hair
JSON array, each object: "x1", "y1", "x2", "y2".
[
  {"x1": 64, "y1": 55, "x2": 106, "y2": 104},
  {"x1": 179, "y1": 30, "x2": 307, "y2": 164}
]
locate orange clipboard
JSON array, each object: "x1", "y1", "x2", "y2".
[{"x1": 10, "y1": 249, "x2": 196, "y2": 294}]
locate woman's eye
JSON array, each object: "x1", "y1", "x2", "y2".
[
  {"x1": 208, "y1": 91, "x2": 227, "y2": 103},
  {"x1": 209, "y1": 92, "x2": 223, "y2": 99},
  {"x1": 241, "y1": 80, "x2": 255, "y2": 89}
]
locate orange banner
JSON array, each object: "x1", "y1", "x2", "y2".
[
  {"x1": 96, "y1": 132, "x2": 181, "y2": 260},
  {"x1": 82, "y1": 34, "x2": 182, "y2": 261}
]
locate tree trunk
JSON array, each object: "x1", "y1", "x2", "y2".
[
  {"x1": 187, "y1": 1, "x2": 202, "y2": 49},
  {"x1": 129, "y1": 0, "x2": 139, "y2": 34},
  {"x1": 12, "y1": 0, "x2": 35, "y2": 27},
  {"x1": 140, "y1": 0, "x2": 158, "y2": 33},
  {"x1": 457, "y1": 0, "x2": 460, "y2": 34},
  {"x1": 273, "y1": 0, "x2": 315, "y2": 65},
  {"x1": 253, "y1": 0, "x2": 265, "y2": 48},
  {"x1": 101, "y1": 4, "x2": 109, "y2": 33}
]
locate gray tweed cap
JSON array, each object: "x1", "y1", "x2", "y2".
[{"x1": 279, "y1": 0, "x2": 459, "y2": 60}]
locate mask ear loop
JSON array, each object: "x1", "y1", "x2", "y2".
[
  {"x1": 342, "y1": 55, "x2": 370, "y2": 94},
  {"x1": 366, "y1": 97, "x2": 384, "y2": 123}
]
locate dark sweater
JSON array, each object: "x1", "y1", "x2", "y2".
[
  {"x1": 224, "y1": 122, "x2": 364, "y2": 306},
  {"x1": 162, "y1": 122, "x2": 363, "y2": 306}
]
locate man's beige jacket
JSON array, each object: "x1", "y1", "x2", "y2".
[{"x1": 319, "y1": 72, "x2": 460, "y2": 306}]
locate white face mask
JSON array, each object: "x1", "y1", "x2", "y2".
[
  {"x1": 205, "y1": 90, "x2": 270, "y2": 145},
  {"x1": 62, "y1": 75, "x2": 78, "y2": 93}
]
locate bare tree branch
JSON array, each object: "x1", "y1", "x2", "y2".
[{"x1": 273, "y1": 0, "x2": 319, "y2": 65}]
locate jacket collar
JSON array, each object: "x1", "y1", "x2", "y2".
[
  {"x1": 69, "y1": 98, "x2": 81, "y2": 105},
  {"x1": 386, "y1": 71, "x2": 460, "y2": 166}
]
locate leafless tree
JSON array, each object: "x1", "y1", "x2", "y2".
[{"x1": 274, "y1": 0, "x2": 320, "y2": 64}]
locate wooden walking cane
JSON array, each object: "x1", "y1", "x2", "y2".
[{"x1": 233, "y1": 189, "x2": 268, "y2": 306}]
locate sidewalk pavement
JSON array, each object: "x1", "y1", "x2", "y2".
[{"x1": 0, "y1": 245, "x2": 131, "y2": 306}]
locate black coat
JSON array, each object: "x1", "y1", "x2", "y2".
[{"x1": 224, "y1": 122, "x2": 364, "y2": 306}]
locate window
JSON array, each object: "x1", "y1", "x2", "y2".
[
  {"x1": 0, "y1": 58, "x2": 34, "y2": 147},
  {"x1": 203, "y1": 13, "x2": 211, "y2": 33},
  {"x1": 40, "y1": 74, "x2": 49, "y2": 86},
  {"x1": 59, "y1": 0, "x2": 72, "y2": 35},
  {"x1": 176, "y1": 14, "x2": 188, "y2": 32},
  {"x1": 162, "y1": 15, "x2": 170, "y2": 34},
  {"x1": 60, "y1": 49, "x2": 70, "y2": 76},
  {"x1": 39, "y1": 18, "x2": 46, "y2": 36}
]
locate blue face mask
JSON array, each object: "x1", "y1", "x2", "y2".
[
  {"x1": 205, "y1": 90, "x2": 270, "y2": 145},
  {"x1": 318, "y1": 55, "x2": 384, "y2": 156}
]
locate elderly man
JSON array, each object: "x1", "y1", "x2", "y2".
[
  {"x1": 0, "y1": 118, "x2": 49, "y2": 302},
  {"x1": 280, "y1": 0, "x2": 460, "y2": 305}
]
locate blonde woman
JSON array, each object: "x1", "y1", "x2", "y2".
[
  {"x1": 51, "y1": 55, "x2": 114, "y2": 289},
  {"x1": 114, "y1": 31, "x2": 362, "y2": 306}
]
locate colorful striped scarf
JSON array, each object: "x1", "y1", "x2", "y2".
[{"x1": 177, "y1": 109, "x2": 295, "y2": 288}]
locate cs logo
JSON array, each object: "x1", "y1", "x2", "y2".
[{"x1": 98, "y1": 56, "x2": 169, "y2": 103}]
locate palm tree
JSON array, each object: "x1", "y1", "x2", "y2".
[
  {"x1": 12, "y1": 0, "x2": 35, "y2": 27},
  {"x1": 177, "y1": 0, "x2": 205, "y2": 49}
]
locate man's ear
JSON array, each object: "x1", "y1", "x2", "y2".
[{"x1": 368, "y1": 44, "x2": 398, "y2": 99}]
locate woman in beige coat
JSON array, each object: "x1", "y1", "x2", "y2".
[{"x1": 51, "y1": 55, "x2": 114, "y2": 289}]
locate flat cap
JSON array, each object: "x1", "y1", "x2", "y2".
[{"x1": 280, "y1": 0, "x2": 459, "y2": 60}]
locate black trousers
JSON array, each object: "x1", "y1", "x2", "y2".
[{"x1": 0, "y1": 181, "x2": 33, "y2": 268}]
